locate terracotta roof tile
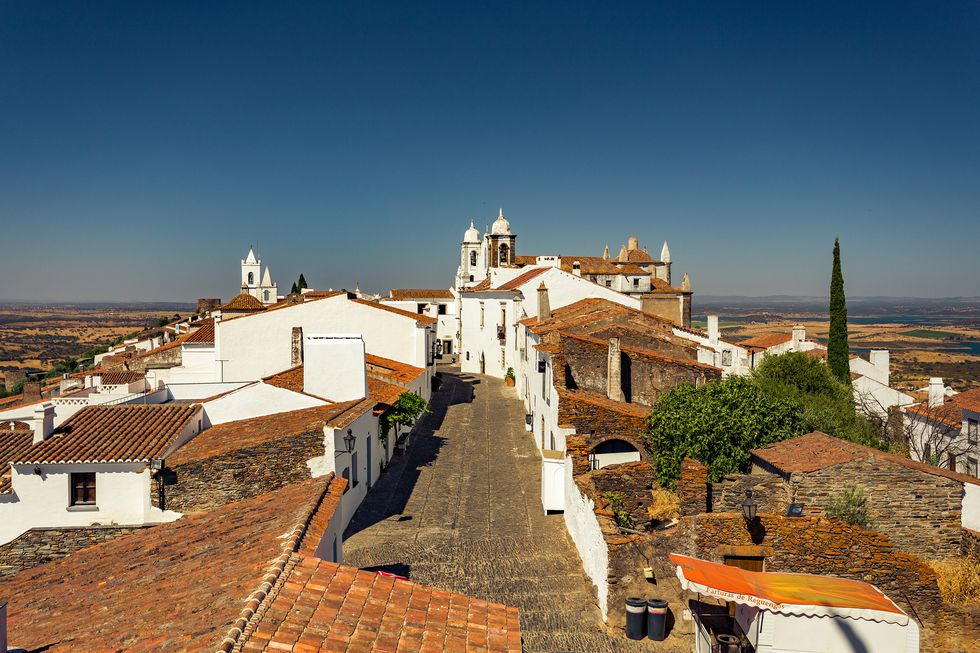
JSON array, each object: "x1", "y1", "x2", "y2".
[
  {"x1": 243, "y1": 557, "x2": 521, "y2": 652},
  {"x1": 365, "y1": 353, "x2": 426, "y2": 384},
  {"x1": 168, "y1": 402, "x2": 361, "y2": 466},
  {"x1": 219, "y1": 292, "x2": 266, "y2": 311},
  {"x1": 262, "y1": 365, "x2": 306, "y2": 394},
  {"x1": 182, "y1": 318, "x2": 215, "y2": 344},
  {"x1": 737, "y1": 333, "x2": 793, "y2": 349},
  {"x1": 495, "y1": 267, "x2": 550, "y2": 291},
  {"x1": 387, "y1": 288, "x2": 454, "y2": 300},
  {"x1": 0, "y1": 475, "x2": 345, "y2": 652},
  {"x1": 751, "y1": 431, "x2": 980, "y2": 485},
  {"x1": 0, "y1": 427, "x2": 34, "y2": 493},
  {"x1": 15, "y1": 404, "x2": 199, "y2": 465},
  {"x1": 98, "y1": 370, "x2": 147, "y2": 385}
]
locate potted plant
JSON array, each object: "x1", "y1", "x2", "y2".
[{"x1": 504, "y1": 367, "x2": 516, "y2": 387}]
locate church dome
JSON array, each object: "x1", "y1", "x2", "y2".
[
  {"x1": 463, "y1": 220, "x2": 480, "y2": 243},
  {"x1": 491, "y1": 208, "x2": 512, "y2": 236}
]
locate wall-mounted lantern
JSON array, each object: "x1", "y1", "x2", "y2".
[
  {"x1": 741, "y1": 489, "x2": 759, "y2": 523},
  {"x1": 343, "y1": 428, "x2": 356, "y2": 453}
]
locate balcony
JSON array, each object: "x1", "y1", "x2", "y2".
[{"x1": 496, "y1": 326, "x2": 506, "y2": 344}]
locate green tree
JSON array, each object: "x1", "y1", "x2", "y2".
[
  {"x1": 290, "y1": 282, "x2": 299, "y2": 294},
  {"x1": 643, "y1": 376, "x2": 805, "y2": 486},
  {"x1": 828, "y1": 238, "x2": 850, "y2": 384},
  {"x1": 825, "y1": 484, "x2": 872, "y2": 528},
  {"x1": 297, "y1": 274, "x2": 308, "y2": 291},
  {"x1": 752, "y1": 352, "x2": 884, "y2": 449},
  {"x1": 379, "y1": 392, "x2": 428, "y2": 445}
]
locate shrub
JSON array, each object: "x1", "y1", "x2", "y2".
[
  {"x1": 931, "y1": 556, "x2": 980, "y2": 607},
  {"x1": 602, "y1": 492, "x2": 635, "y2": 530},
  {"x1": 825, "y1": 484, "x2": 871, "y2": 528},
  {"x1": 504, "y1": 367, "x2": 515, "y2": 381}
]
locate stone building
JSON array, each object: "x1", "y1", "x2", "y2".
[{"x1": 750, "y1": 431, "x2": 978, "y2": 558}]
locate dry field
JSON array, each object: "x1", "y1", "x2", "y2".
[
  {"x1": 0, "y1": 304, "x2": 187, "y2": 380},
  {"x1": 717, "y1": 317, "x2": 980, "y2": 391}
]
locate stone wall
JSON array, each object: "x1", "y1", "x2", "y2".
[
  {"x1": 124, "y1": 343, "x2": 182, "y2": 372},
  {"x1": 560, "y1": 335, "x2": 716, "y2": 406},
  {"x1": 592, "y1": 461, "x2": 655, "y2": 531},
  {"x1": 0, "y1": 525, "x2": 145, "y2": 576},
  {"x1": 710, "y1": 473, "x2": 788, "y2": 515},
  {"x1": 677, "y1": 458, "x2": 708, "y2": 516},
  {"x1": 158, "y1": 429, "x2": 324, "y2": 513},
  {"x1": 791, "y1": 456, "x2": 964, "y2": 558},
  {"x1": 196, "y1": 298, "x2": 222, "y2": 314}
]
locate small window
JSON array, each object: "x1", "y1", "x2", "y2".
[
  {"x1": 632, "y1": 277, "x2": 639, "y2": 287},
  {"x1": 247, "y1": 271, "x2": 254, "y2": 285},
  {"x1": 722, "y1": 350, "x2": 733, "y2": 366},
  {"x1": 469, "y1": 275, "x2": 474, "y2": 282},
  {"x1": 969, "y1": 419, "x2": 978, "y2": 446},
  {"x1": 438, "y1": 304, "x2": 447, "y2": 315},
  {"x1": 968, "y1": 457, "x2": 978, "y2": 477},
  {"x1": 263, "y1": 290, "x2": 270, "y2": 301},
  {"x1": 341, "y1": 467, "x2": 350, "y2": 493},
  {"x1": 470, "y1": 251, "x2": 477, "y2": 266},
  {"x1": 417, "y1": 303, "x2": 426, "y2": 314},
  {"x1": 351, "y1": 452, "x2": 359, "y2": 486},
  {"x1": 480, "y1": 302, "x2": 485, "y2": 327},
  {"x1": 605, "y1": 279, "x2": 612, "y2": 287},
  {"x1": 70, "y1": 472, "x2": 97, "y2": 506}
]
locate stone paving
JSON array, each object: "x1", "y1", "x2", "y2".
[{"x1": 343, "y1": 371, "x2": 665, "y2": 652}]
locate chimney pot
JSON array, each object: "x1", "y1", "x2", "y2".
[
  {"x1": 791, "y1": 324, "x2": 806, "y2": 347},
  {"x1": 32, "y1": 403, "x2": 55, "y2": 445}
]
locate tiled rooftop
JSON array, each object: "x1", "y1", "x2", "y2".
[
  {"x1": 220, "y1": 292, "x2": 266, "y2": 311},
  {"x1": 98, "y1": 370, "x2": 147, "y2": 384},
  {"x1": 0, "y1": 476, "x2": 344, "y2": 653},
  {"x1": 751, "y1": 431, "x2": 980, "y2": 485},
  {"x1": 494, "y1": 267, "x2": 550, "y2": 291},
  {"x1": 737, "y1": 332, "x2": 793, "y2": 349},
  {"x1": 14, "y1": 404, "x2": 199, "y2": 465},
  {"x1": 351, "y1": 297, "x2": 438, "y2": 325},
  {"x1": 242, "y1": 557, "x2": 521, "y2": 652},
  {"x1": 388, "y1": 288, "x2": 454, "y2": 300},
  {"x1": 182, "y1": 318, "x2": 216, "y2": 344},
  {"x1": 906, "y1": 387, "x2": 980, "y2": 427},
  {"x1": 365, "y1": 353, "x2": 426, "y2": 384},
  {"x1": 167, "y1": 403, "x2": 361, "y2": 466},
  {"x1": 0, "y1": 427, "x2": 34, "y2": 492}
]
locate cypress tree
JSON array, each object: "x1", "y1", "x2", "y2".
[
  {"x1": 828, "y1": 238, "x2": 851, "y2": 384},
  {"x1": 297, "y1": 273, "x2": 308, "y2": 290},
  {"x1": 290, "y1": 282, "x2": 299, "y2": 294}
]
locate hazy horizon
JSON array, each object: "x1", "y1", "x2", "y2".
[{"x1": 2, "y1": 2, "x2": 979, "y2": 301}]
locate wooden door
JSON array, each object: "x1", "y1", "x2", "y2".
[{"x1": 724, "y1": 556, "x2": 765, "y2": 616}]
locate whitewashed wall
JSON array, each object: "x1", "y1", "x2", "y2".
[
  {"x1": 963, "y1": 483, "x2": 980, "y2": 531},
  {"x1": 562, "y1": 458, "x2": 609, "y2": 619}
]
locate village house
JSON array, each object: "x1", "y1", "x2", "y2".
[
  {"x1": 750, "y1": 430, "x2": 980, "y2": 553},
  {"x1": 0, "y1": 404, "x2": 204, "y2": 548},
  {"x1": 905, "y1": 382, "x2": 980, "y2": 479},
  {"x1": 0, "y1": 476, "x2": 522, "y2": 652},
  {"x1": 380, "y1": 287, "x2": 459, "y2": 359}
]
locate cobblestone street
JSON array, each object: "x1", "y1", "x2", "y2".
[{"x1": 343, "y1": 371, "x2": 662, "y2": 652}]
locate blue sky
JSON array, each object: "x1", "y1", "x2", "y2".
[{"x1": 1, "y1": 1, "x2": 978, "y2": 302}]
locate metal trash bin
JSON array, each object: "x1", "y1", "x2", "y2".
[
  {"x1": 716, "y1": 633, "x2": 741, "y2": 653},
  {"x1": 625, "y1": 597, "x2": 646, "y2": 640},
  {"x1": 646, "y1": 599, "x2": 668, "y2": 640}
]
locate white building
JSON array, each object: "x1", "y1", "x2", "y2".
[
  {"x1": 380, "y1": 289, "x2": 459, "y2": 360},
  {"x1": 905, "y1": 382, "x2": 980, "y2": 482},
  {"x1": 0, "y1": 404, "x2": 204, "y2": 546},
  {"x1": 240, "y1": 248, "x2": 279, "y2": 306}
]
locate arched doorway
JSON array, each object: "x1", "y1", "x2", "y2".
[{"x1": 590, "y1": 438, "x2": 642, "y2": 470}]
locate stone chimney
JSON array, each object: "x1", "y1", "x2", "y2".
[
  {"x1": 32, "y1": 403, "x2": 55, "y2": 445},
  {"x1": 537, "y1": 282, "x2": 551, "y2": 320},
  {"x1": 607, "y1": 337, "x2": 625, "y2": 402},
  {"x1": 707, "y1": 315, "x2": 719, "y2": 345},
  {"x1": 22, "y1": 382, "x2": 41, "y2": 402},
  {"x1": 196, "y1": 298, "x2": 222, "y2": 314},
  {"x1": 303, "y1": 335, "x2": 367, "y2": 402},
  {"x1": 627, "y1": 235, "x2": 639, "y2": 251},
  {"x1": 291, "y1": 327, "x2": 304, "y2": 367},
  {"x1": 572, "y1": 261, "x2": 581, "y2": 277},
  {"x1": 791, "y1": 324, "x2": 806, "y2": 349},
  {"x1": 928, "y1": 377, "x2": 945, "y2": 408}
]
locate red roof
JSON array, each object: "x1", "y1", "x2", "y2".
[
  {"x1": 246, "y1": 557, "x2": 522, "y2": 652},
  {"x1": 0, "y1": 427, "x2": 34, "y2": 493},
  {"x1": 219, "y1": 292, "x2": 266, "y2": 311},
  {"x1": 365, "y1": 353, "x2": 426, "y2": 384},
  {"x1": 495, "y1": 267, "x2": 549, "y2": 291},
  {"x1": 98, "y1": 370, "x2": 147, "y2": 385},
  {"x1": 182, "y1": 318, "x2": 215, "y2": 344},
  {"x1": 0, "y1": 476, "x2": 345, "y2": 652},
  {"x1": 751, "y1": 431, "x2": 980, "y2": 486},
  {"x1": 15, "y1": 404, "x2": 199, "y2": 465},
  {"x1": 738, "y1": 333, "x2": 793, "y2": 349},
  {"x1": 350, "y1": 297, "x2": 438, "y2": 325}
]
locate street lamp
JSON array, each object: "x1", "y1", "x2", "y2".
[
  {"x1": 343, "y1": 429, "x2": 356, "y2": 453},
  {"x1": 741, "y1": 489, "x2": 759, "y2": 522}
]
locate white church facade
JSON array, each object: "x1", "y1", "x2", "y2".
[{"x1": 240, "y1": 248, "x2": 279, "y2": 306}]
